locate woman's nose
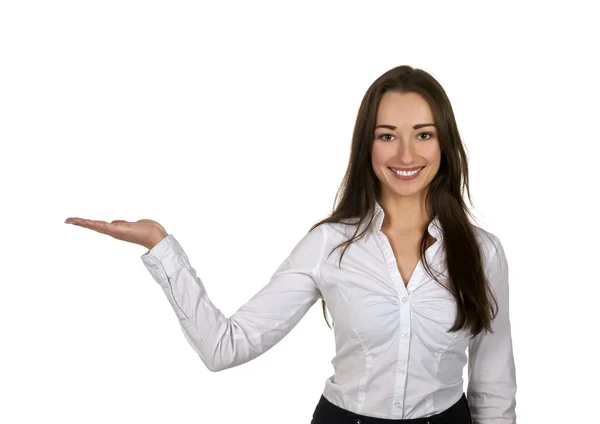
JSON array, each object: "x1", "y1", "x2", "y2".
[{"x1": 396, "y1": 142, "x2": 416, "y2": 162}]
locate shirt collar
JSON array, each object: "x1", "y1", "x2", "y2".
[{"x1": 372, "y1": 200, "x2": 443, "y2": 241}]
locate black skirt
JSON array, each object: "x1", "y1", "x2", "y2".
[{"x1": 311, "y1": 393, "x2": 473, "y2": 424}]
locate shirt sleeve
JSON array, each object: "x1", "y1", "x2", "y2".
[
  {"x1": 467, "y1": 233, "x2": 517, "y2": 423},
  {"x1": 140, "y1": 225, "x2": 326, "y2": 372}
]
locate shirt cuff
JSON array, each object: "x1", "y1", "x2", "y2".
[{"x1": 140, "y1": 234, "x2": 187, "y2": 278}]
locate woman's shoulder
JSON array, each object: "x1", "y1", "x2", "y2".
[
  {"x1": 471, "y1": 222, "x2": 500, "y2": 245},
  {"x1": 470, "y1": 222, "x2": 506, "y2": 268},
  {"x1": 311, "y1": 217, "x2": 365, "y2": 237}
]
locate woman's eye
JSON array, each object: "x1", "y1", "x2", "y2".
[{"x1": 378, "y1": 132, "x2": 435, "y2": 141}]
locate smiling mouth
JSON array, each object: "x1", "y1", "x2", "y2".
[{"x1": 388, "y1": 166, "x2": 424, "y2": 176}]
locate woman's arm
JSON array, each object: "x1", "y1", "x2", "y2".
[
  {"x1": 467, "y1": 233, "x2": 517, "y2": 423},
  {"x1": 140, "y1": 225, "x2": 326, "y2": 372}
]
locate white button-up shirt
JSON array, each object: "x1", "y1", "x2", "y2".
[{"x1": 141, "y1": 201, "x2": 517, "y2": 422}]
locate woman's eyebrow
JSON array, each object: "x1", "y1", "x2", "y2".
[{"x1": 375, "y1": 123, "x2": 436, "y2": 130}]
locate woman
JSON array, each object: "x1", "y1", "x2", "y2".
[{"x1": 65, "y1": 65, "x2": 517, "y2": 423}]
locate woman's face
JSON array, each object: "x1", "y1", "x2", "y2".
[{"x1": 371, "y1": 91, "x2": 441, "y2": 201}]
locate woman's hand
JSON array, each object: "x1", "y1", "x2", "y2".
[{"x1": 64, "y1": 217, "x2": 169, "y2": 250}]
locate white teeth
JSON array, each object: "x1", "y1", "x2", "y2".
[{"x1": 391, "y1": 167, "x2": 422, "y2": 176}]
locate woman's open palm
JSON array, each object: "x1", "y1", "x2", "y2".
[{"x1": 64, "y1": 216, "x2": 168, "y2": 250}]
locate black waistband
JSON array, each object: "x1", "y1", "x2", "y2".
[{"x1": 311, "y1": 393, "x2": 472, "y2": 424}]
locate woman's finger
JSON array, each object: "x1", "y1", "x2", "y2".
[{"x1": 65, "y1": 218, "x2": 121, "y2": 237}]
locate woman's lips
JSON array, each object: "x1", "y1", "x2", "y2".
[{"x1": 388, "y1": 166, "x2": 424, "y2": 181}]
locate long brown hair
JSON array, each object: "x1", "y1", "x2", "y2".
[{"x1": 309, "y1": 65, "x2": 498, "y2": 337}]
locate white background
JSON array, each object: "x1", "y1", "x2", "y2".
[{"x1": 1, "y1": 1, "x2": 598, "y2": 423}]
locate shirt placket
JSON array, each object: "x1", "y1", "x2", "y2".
[{"x1": 377, "y1": 230, "x2": 420, "y2": 418}]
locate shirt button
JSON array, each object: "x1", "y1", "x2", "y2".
[
  {"x1": 400, "y1": 296, "x2": 408, "y2": 303},
  {"x1": 394, "y1": 401, "x2": 401, "y2": 408},
  {"x1": 401, "y1": 332, "x2": 408, "y2": 338},
  {"x1": 398, "y1": 366, "x2": 406, "y2": 374}
]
